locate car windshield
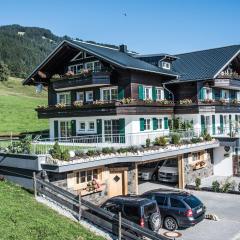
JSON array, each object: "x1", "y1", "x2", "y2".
[
  {"x1": 184, "y1": 195, "x2": 202, "y2": 209},
  {"x1": 144, "y1": 202, "x2": 158, "y2": 217},
  {"x1": 163, "y1": 159, "x2": 177, "y2": 167}
]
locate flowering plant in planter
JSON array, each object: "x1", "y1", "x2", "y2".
[
  {"x1": 144, "y1": 98, "x2": 153, "y2": 104},
  {"x1": 231, "y1": 99, "x2": 240, "y2": 105},
  {"x1": 179, "y1": 98, "x2": 192, "y2": 105},
  {"x1": 120, "y1": 98, "x2": 134, "y2": 104},
  {"x1": 85, "y1": 179, "x2": 101, "y2": 192},
  {"x1": 55, "y1": 103, "x2": 66, "y2": 108},
  {"x1": 37, "y1": 105, "x2": 47, "y2": 110},
  {"x1": 73, "y1": 100, "x2": 83, "y2": 108},
  {"x1": 156, "y1": 99, "x2": 173, "y2": 105},
  {"x1": 93, "y1": 100, "x2": 106, "y2": 105},
  {"x1": 202, "y1": 98, "x2": 214, "y2": 104}
]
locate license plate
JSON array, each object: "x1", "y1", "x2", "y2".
[{"x1": 196, "y1": 208, "x2": 202, "y2": 214}]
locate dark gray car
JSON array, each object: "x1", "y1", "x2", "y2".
[{"x1": 142, "y1": 189, "x2": 206, "y2": 231}]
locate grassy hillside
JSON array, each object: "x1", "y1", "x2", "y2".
[
  {"x1": 0, "y1": 77, "x2": 48, "y2": 135},
  {"x1": 0, "y1": 180, "x2": 104, "y2": 240}
]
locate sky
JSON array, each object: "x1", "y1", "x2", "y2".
[{"x1": 0, "y1": 0, "x2": 240, "y2": 54}]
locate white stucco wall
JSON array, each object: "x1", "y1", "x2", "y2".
[{"x1": 213, "y1": 146, "x2": 233, "y2": 176}]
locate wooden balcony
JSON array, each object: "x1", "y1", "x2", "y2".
[
  {"x1": 214, "y1": 75, "x2": 240, "y2": 90},
  {"x1": 36, "y1": 100, "x2": 175, "y2": 118},
  {"x1": 51, "y1": 71, "x2": 112, "y2": 90}
]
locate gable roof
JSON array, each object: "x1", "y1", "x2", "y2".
[
  {"x1": 23, "y1": 40, "x2": 178, "y2": 85},
  {"x1": 170, "y1": 45, "x2": 240, "y2": 83}
]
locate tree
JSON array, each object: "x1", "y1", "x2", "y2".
[{"x1": 0, "y1": 61, "x2": 10, "y2": 81}]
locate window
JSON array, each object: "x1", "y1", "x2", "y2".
[
  {"x1": 76, "y1": 92, "x2": 84, "y2": 101},
  {"x1": 144, "y1": 119, "x2": 151, "y2": 130},
  {"x1": 76, "y1": 172, "x2": 80, "y2": 184},
  {"x1": 161, "y1": 61, "x2": 171, "y2": 70},
  {"x1": 101, "y1": 87, "x2": 118, "y2": 101},
  {"x1": 60, "y1": 121, "x2": 72, "y2": 138},
  {"x1": 156, "y1": 118, "x2": 163, "y2": 129},
  {"x1": 79, "y1": 122, "x2": 85, "y2": 131},
  {"x1": 57, "y1": 92, "x2": 71, "y2": 105},
  {"x1": 123, "y1": 205, "x2": 139, "y2": 217},
  {"x1": 156, "y1": 88, "x2": 164, "y2": 100},
  {"x1": 144, "y1": 86, "x2": 152, "y2": 100},
  {"x1": 237, "y1": 92, "x2": 240, "y2": 101},
  {"x1": 88, "y1": 122, "x2": 95, "y2": 131},
  {"x1": 86, "y1": 91, "x2": 93, "y2": 102},
  {"x1": 224, "y1": 115, "x2": 228, "y2": 125},
  {"x1": 155, "y1": 196, "x2": 167, "y2": 206},
  {"x1": 170, "y1": 198, "x2": 186, "y2": 208},
  {"x1": 184, "y1": 196, "x2": 201, "y2": 208},
  {"x1": 104, "y1": 120, "x2": 120, "y2": 142},
  {"x1": 204, "y1": 87, "x2": 212, "y2": 100},
  {"x1": 94, "y1": 61, "x2": 102, "y2": 72},
  {"x1": 68, "y1": 64, "x2": 83, "y2": 74},
  {"x1": 221, "y1": 89, "x2": 229, "y2": 100},
  {"x1": 93, "y1": 169, "x2": 98, "y2": 179},
  {"x1": 80, "y1": 171, "x2": 86, "y2": 183}
]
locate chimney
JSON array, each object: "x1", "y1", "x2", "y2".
[{"x1": 119, "y1": 44, "x2": 127, "y2": 53}]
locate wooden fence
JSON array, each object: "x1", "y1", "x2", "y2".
[{"x1": 33, "y1": 174, "x2": 170, "y2": 240}]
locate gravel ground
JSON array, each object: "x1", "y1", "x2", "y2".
[{"x1": 36, "y1": 196, "x2": 115, "y2": 240}]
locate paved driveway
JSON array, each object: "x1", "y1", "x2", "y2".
[{"x1": 139, "y1": 182, "x2": 240, "y2": 240}]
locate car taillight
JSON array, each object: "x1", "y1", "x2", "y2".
[
  {"x1": 140, "y1": 218, "x2": 145, "y2": 227},
  {"x1": 184, "y1": 209, "x2": 193, "y2": 217}
]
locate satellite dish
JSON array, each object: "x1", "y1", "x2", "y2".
[{"x1": 35, "y1": 84, "x2": 43, "y2": 94}]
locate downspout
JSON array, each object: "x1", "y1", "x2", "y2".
[{"x1": 162, "y1": 82, "x2": 175, "y2": 102}]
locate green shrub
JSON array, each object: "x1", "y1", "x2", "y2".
[
  {"x1": 146, "y1": 138, "x2": 151, "y2": 148},
  {"x1": 212, "y1": 180, "x2": 220, "y2": 192},
  {"x1": 191, "y1": 137, "x2": 202, "y2": 144},
  {"x1": 221, "y1": 178, "x2": 236, "y2": 193},
  {"x1": 75, "y1": 149, "x2": 84, "y2": 157},
  {"x1": 204, "y1": 133, "x2": 212, "y2": 141},
  {"x1": 117, "y1": 148, "x2": 128, "y2": 154},
  {"x1": 86, "y1": 150, "x2": 97, "y2": 156},
  {"x1": 49, "y1": 142, "x2": 62, "y2": 159},
  {"x1": 7, "y1": 135, "x2": 32, "y2": 154},
  {"x1": 195, "y1": 178, "x2": 201, "y2": 190},
  {"x1": 155, "y1": 136, "x2": 167, "y2": 146},
  {"x1": 61, "y1": 149, "x2": 70, "y2": 161},
  {"x1": 171, "y1": 134, "x2": 180, "y2": 145},
  {"x1": 102, "y1": 147, "x2": 116, "y2": 154}
]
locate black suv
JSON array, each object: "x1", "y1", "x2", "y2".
[
  {"x1": 101, "y1": 195, "x2": 161, "y2": 232},
  {"x1": 141, "y1": 189, "x2": 206, "y2": 231}
]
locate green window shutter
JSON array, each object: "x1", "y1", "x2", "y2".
[
  {"x1": 71, "y1": 120, "x2": 76, "y2": 137},
  {"x1": 200, "y1": 115, "x2": 205, "y2": 134},
  {"x1": 212, "y1": 88, "x2": 215, "y2": 100},
  {"x1": 152, "y1": 118, "x2": 158, "y2": 130},
  {"x1": 220, "y1": 90, "x2": 224, "y2": 99},
  {"x1": 138, "y1": 85, "x2": 144, "y2": 100},
  {"x1": 199, "y1": 87, "x2": 204, "y2": 100},
  {"x1": 164, "y1": 89, "x2": 170, "y2": 100},
  {"x1": 119, "y1": 118, "x2": 125, "y2": 143},
  {"x1": 212, "y1": 115, "x2": 215, "y2": 135},
  {"x1": 118, "y1": 87, "x2": 125, "y2": 100},
  {"x1": 54, "y1": 120, "x2": 58, "y2": 139},
  {"x1": 220, "y1": 115, "x2": 223, "y2": 133},
  {"x1": 152, "y1": 87, "x2": 156, "y2": 101},
  {"x1": 97, "y1": 119, "x2": 102, "y2": 135},
  {"x1": 164, "y1": 117, "x2": 169, "y2": 129},
  {"x1": 140, "y1": 118, "x2": 145, "y2": 131},
  {"x1": 230, "y1": 90, "x2": 236, "y2": 100},
  {"x1": 94, "y1": 89, "x2": 100, "y2": 101},
  {"x1": 214, "y1": 89, "x2": 220, "y2": 100}
]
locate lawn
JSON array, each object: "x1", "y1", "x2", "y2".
[
  {"x1": 0, "y1": 180, "x2": 105, "y2": 240},
  {"x1": 0, "y1": 77, "x2": 48, "y2": 135}
]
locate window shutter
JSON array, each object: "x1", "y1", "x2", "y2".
[
  {"x1": 94, "y1": 89, "x2": 100, "y2": 101},
  {"x1": 71, "y1": 120, "x2": 76, "y2": 137},
  {"x1": 220, "y1": 115, "x2": 223, "y2": 133},
  {"x1": 138, "y1": 85, "x2": 144, "y2": 100},
  {"x1": 164, "y1": 117, "x2": 169, "y2": 129},
  {"x1": 54, "y1": 120, "x2": 58, "y2": 139},
  {"x1": 152, "y1": 118, "x2": 158, "y2": 130},
  {"x1": 199, "y1": 87, "x2": 204, "y2": 100},
  {"x1": 118, "y1": 87, "x2": 125, "y2": 100},
  {"x1": 212, "y1": 115, "x2": 215, "y2": 135},
  {"x1": 140, "y1": 118, "x2": 145, "y2": 131},
  {"x1": 200, "y1": 115, "x2": 205, "y2": 134},
  {"x1": 152, "y1": 87, "x2": 156, "y2": 101},
  {"x1": 97, "y1": 119, "x2": 102, "y2": 135},
  {"x1": 212, "y1": 88, "x2": 215, "y2": 100},
  {"x1": 119, "y1": 118, "x2": 125, "y2": 143}
]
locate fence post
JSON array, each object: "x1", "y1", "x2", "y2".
[
  {"x1": 78, "y1": 194, "x2": 82, "y2": 222},
  {"x1": 33, "y1": 172, "x2": 37, "y2": 198},
  {"x1": 118, "y1": 211, "x2": 122, "y2": 240}
]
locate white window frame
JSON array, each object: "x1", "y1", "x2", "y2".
[
  {"x1": 144, "y1": 118, "x2": 151, "y2": 131},
  {"x1": 101, "y1": 87, "x2": 118, "y2": 101},
  {"x1": 79, "y1": 122, "x2": 86, "y2": 132},
  {"x1": 156, "y1": 87, "x2": 164, "y2": 100},
  {"x1": 76, "y1": 91, "x2": 84, "y2": 101},
  {"x1": 86, "y1": 91, "x2": 93, "y2": 102},
  {"x1": 203, "y1": 87, "x2": 212, "y2": 100},
  {"x1": 68, "y1": 64, "x2": 83, "y2": 74},
  {"x1": 236, "y1": 92, "x2": 240, "y2": 101},
  {"x1": 143, "y1": 86, "x2": 152, "y2": 100},
  {"x1": 161, "y1": 61, "x2": 171, "y2": 70},
  {"x1": 221, "y1": 89, "x2": 229, "y2": 100},
  {"x1": 57, "y1": 92, "x2": 71, "y2": 105},
  {"x1": 88, "y1": 121, "x2": 95, "y2": 132},
  {"x1": 157, "y1": 118, "x2": 163, "y2": 129}
]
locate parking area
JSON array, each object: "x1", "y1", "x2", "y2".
[{"x1": 139, "y1": 182, "x2": 240, "y2": 240}]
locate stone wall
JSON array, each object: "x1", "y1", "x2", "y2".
[
  {"x1": 184, "y1": 151, "x2": 213, "y2": 185},
  {"x1": 127, "y1": 163, "x2": 138, "y2": 194}
]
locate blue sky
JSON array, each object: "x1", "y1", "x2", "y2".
[{"x1": 0, "y1": 0, "x2": 240, "y2": 54}]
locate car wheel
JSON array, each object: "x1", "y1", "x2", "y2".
[
  {"x1": 164, "y1": 216, "x2": 178, "y2": 231},
  {"x1": 149, "y1": 213, "x2": 161, "y2": 232},
  {"x1": 151, "y1": 174, "x2": 157, "y2": 181}
]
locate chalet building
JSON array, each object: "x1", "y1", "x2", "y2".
[{"x1": 23, "y1": 40, "x2": 240, "y2": 197}]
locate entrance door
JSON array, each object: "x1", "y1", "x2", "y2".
[
  {"x1": 60, "y1": 121, "x2": 72, "y2": 138},
  {"x1": 104, "y1": 120, "x2": 120, "y2": 143},
  {"x1": 109, "y1": 171, "x2": 123, "y2": 197}
]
